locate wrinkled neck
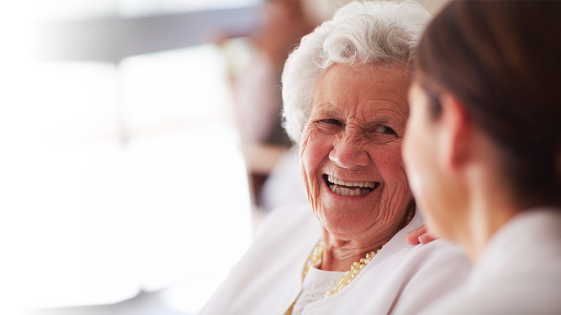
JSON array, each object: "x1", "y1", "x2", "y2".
[{"x1": 319, "y1": 226, "x2": 393, "y2": 272}]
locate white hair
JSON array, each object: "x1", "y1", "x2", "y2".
[{"x1": 281, "y1": 0, "x2": 431, "y2": 146}]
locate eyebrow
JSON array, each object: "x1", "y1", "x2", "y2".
[
  {"x1": 369, "y1": 117, "x2": 390, "y2": 124},
  {"x1": 311, "y1": 104, "x2": 344, "y2": 117},
  {"x1": 312, "y1": 101, "x2": 407, "y2": 123}
]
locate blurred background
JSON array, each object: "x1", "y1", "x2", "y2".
[{"x1": 0, "y1": 0, "x2": 447, "y2": 314}]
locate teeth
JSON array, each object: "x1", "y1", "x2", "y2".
[
  {"x1": 327, "y1": 176, "x2": 376, "y2": 187},
  {"x1": 329, "y1": 184, "x2": 373, "y2": 197}
]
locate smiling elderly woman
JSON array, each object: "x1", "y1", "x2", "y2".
[{"x1": 198, "y1": 2, "x2": 470, "y2": 315}]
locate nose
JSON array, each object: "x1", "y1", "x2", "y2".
[{"x1": 329, "y1": 132, "x2": 369, "y2": 169}]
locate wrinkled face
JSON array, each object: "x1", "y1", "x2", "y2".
[{"x1": 301, "y1": 64, "x2": 412, "y2": 237}]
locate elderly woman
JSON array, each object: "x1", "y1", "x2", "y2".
[
  {"x1": 199, "y1": 2, "x2": 470, "y2": 315},
  {"x1": 404, "y1": 1, "x2": 561, "y2": 314}
]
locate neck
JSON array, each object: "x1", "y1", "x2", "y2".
[
  {"x1": 319, "y1": 228, "x2": 393, "y2": 272},
  {"x1": 454, "y1": 166, "x2": 521, "y2": 263}
]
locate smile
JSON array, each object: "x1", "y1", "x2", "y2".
[{"x1": 324, "y1": 175, "x2": 380, "y2": 196}]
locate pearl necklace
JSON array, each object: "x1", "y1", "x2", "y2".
[
  {"x1": 326, "y1": 206, "x2": 414, "y2": 296},
  {"x1": 284, "y1": 241, "x2": 383, "y2": 315},
  {"x1": 325, "y1": 244, "x2": 383, "y2": 297},
  {"x1": 284, "y1": 207, "x2": 415, "y2": 314}
]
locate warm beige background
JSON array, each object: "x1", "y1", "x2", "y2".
[
  {"x1": 415, "y1": 0, "x2": 450, "y2": 15},
  {"x1": 301, "y1": 0, "x2": 450, "y2": 24}
]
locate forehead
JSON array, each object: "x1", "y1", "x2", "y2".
[{"x1": 312, "y1": 63, "x2": 411, "y2": 118}]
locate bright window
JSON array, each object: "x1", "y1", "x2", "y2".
[{"x1": 1, "y1": 24, "x2": 253, "y2": 315}]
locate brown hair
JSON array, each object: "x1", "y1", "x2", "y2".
[{"x1": 417, "y1": 1, "x2": 561, "y2": 208}]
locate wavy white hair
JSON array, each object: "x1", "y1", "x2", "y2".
[{"x1": 281, "y1": 0, "x2": 431, "y2": 146}]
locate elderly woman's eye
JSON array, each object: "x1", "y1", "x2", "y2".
[
  {"x1": 316, "y1": 119, "x2": 343, "y2": 135},
  {"x1": 323, "y1": 119, "x2": 342, "y2": 126},
  {"x1": 369, "y1": 125, "x2": 399, "y2": 142},
  {"x1": 379, "y1": 125, "x2": 397, "y2": 135}
]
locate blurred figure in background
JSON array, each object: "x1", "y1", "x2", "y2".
[{"x1": 404, "y1": 1, "x2": 561, "y2": 314}]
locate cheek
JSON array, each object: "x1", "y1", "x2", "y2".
[
  {"x1": 403, "y1": 112, "x2": 444, "y2": 234},
  {"x1": 373, "y1": 143, "x2": 410, "y2": 192},
  {"x1": 403, "y1": 117, "x2": 425, "y2": 195},
  {"x1": 370, "y1": 143, "x2": 412, "y2": 226},
  {"x1": 301, "y1": 128, "x2": 332, "y2": 174},
  {"x1": 300, "y1": 128, "x2": 333, "y2": 201}
]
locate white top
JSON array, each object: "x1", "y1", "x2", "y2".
[
  {"x1": 419, "y1": 208, "x2": 561, "y2": 315},
  {"x1": 198, "y1": 202, "x2": 471, "y2": 315},
  {"x1": 292, "y1": 266, "x2": 346, "y2": 315}
]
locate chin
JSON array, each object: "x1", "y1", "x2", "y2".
[{"x1": 316, "y1": 202, "x2": 380, "y2": 236}]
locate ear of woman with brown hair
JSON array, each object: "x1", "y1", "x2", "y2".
[{"x1": 403, "y1": 1, "x2": 561, "y2": 314}]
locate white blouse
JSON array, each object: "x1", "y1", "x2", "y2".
[
  {"x1": 198, "y1": 202, "x2": 471, "y2": 315},
  {"x1": 418, "y1": 208, "x2": 561, "y2": 315},
  {"x1": 292, "y1": 266, "x2": 346, "y2": 315}
]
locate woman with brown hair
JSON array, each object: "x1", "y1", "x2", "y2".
[{"x1": 403, "y1": 1, "x2": 561, "y2": 314}]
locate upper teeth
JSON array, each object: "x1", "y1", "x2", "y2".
[{"x1": 327, "y1": 175, "x2": 376, "y2": 188}]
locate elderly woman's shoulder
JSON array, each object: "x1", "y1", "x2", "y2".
[{"x1": 407, "y1": 238, "x2": 467, "y2": 260}]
